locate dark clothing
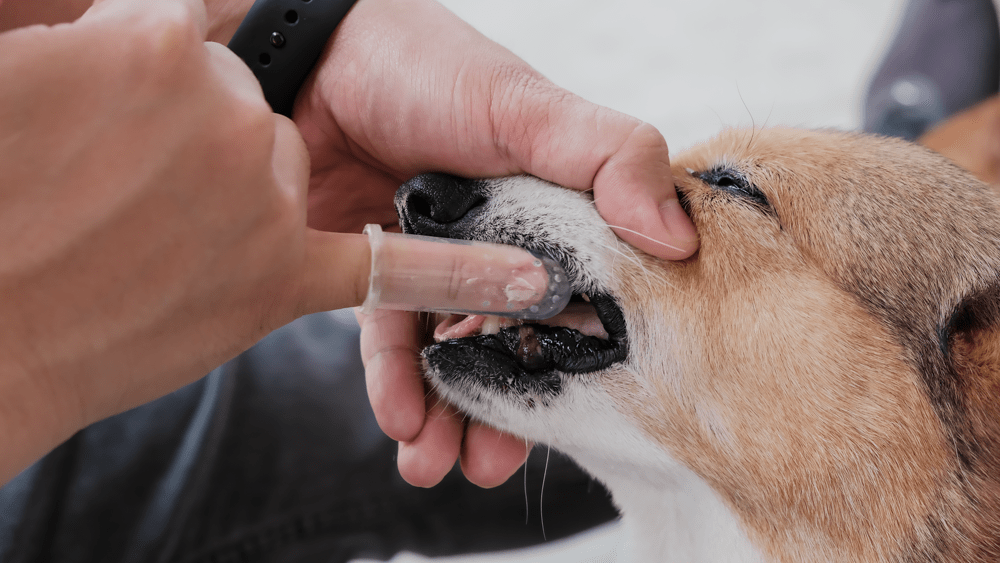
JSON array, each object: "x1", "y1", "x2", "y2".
[{"x1": 0, "y1": 311, "x2": 617, "y2": 563}]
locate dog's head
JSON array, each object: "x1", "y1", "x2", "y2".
[{"x1": 396, "y1": 128, "x2": 1000, "y2": 562}]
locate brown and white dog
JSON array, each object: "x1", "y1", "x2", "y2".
[{"x1": 394, "y1": 128, "x2": 1000, "y2": 562}]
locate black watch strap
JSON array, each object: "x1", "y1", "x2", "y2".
[{"x1": 227, "y1": 0, "x2": 358, "y2": 117}]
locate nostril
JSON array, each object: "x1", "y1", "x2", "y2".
[{"x1": 408, "y1": 193, "x2": 433, "y2": 221}]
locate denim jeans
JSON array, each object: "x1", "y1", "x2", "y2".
[
  {"x1": 0, "y1": 311, "x2": 617, "y2": 563},
  {"x1": 864, "y1": 0, "x2": 999, "y2": 139}
]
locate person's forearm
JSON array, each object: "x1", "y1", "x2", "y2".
[{"x1": 0, "y1": 0, "x2": 251, "y2": 43}]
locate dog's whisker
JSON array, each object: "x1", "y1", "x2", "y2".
[
  {"x1": 736, "y1": 81, "x2": 756, "y2": 139},
  {"x1": 594, "y1": 239, "x2": 641, "y2": 269},
  {"x1": 584, "y1": 197, "x2": 692, "y2": 254},
  {"x1": 602, "y1": 223, "x2": 690, "y2": 253},
  {"x1": 596, "y1": 227, "x2": 688, "y2": 296},
  {"x1": 591, "y1": 236, "x2": 688, "y2": 297},
  {"x1": 762, "y1": 101, "x2": 775, "y2": 131},
  {"x1": 427, "y1": 391, "x2": 446, "y2": 412},
  {"x1": 598, "y1": 240, "x2": 621, "y2": 272},
  {"x1": 616, "y1": 240, "x2": 649, "y2": 272},
  {"x1": 523, "y1": 443, "x2": 531, "y2": 525},
  {"x1": 540, "y1": 444, "x2": 550, "y2": 542}
]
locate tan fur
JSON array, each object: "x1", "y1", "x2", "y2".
[
  {"x1": 920, "y1": 94, "x2": 1000, "y2": 186},
  {"x1": 602, "y1": 129, "x2": 1000, "y2": 561},
  {"x1": 423, "y1": 128, "x2": 1000, "y2": 561}
]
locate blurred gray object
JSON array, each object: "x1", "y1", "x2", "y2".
[{"x1": 865, "y1": 0, "x2": 1000, "y2": 140}]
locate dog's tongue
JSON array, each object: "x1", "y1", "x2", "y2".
[
  {"x1": 433, "y1": 302, "x2": 608, "y2": 342},
  {"x1": 545, "y1": 303, "x2": 608, "y2": 339},
  {"x1": 434, "y1": 314, "x2": 486, "y2": 341}
]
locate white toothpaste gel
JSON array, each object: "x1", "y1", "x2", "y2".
[{"x1": 360, "y1": 224, "x2": 571, "y2": 320}]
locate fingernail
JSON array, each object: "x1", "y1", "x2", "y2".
[{"x1": 660, "y1": 198, "x2": 699, "y2": 244}]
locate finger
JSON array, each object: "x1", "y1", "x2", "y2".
[
  {"x1": 355, "y1": 230, "x2": 553, "y2": 317},
  {"x1": 592, "y1": 123, "x2": 700, "y2": 259},
  {"x1": 488, "y1": 83, "x2": 699, "y2": 260},
  {"x1": 396, "y1": 395, "x2": 463, "y2": 487},
  {"x1": 297, "y1": 231, "x2": 371, "y2": 315},
  {"x1": 85, "y1": 0, "x2": 208, "y2": 40},
  {"x1": 460, "y1": 422, "x2": 532, "y2": 488},
  {"x1": 358, "y1": 309, "x2": 427, "y2": 442}
]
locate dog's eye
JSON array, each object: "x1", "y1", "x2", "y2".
[{"x1": 693, "y1": 166, "x2": 772, "y2": 213}]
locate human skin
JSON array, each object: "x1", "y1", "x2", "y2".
[
  {"x1": 0, "y1": 0, "x2": 370, "y2": 484},
  {"x1": 299, "y1": 0, "x2": 698, "y2": 487},
  {"x1": 0, "y1": 0, "x2": 698, "y2": 487}
]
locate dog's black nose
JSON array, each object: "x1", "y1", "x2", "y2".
[{"x1": 394, "y1": 173, "x2": 488, "y2": 238}]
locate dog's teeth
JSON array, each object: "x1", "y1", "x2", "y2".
[
  {"x1": 581, "y1": 293, "x2": 591, "y2": 303},
  {"x1": 481, "y1": 315, "x2": 502, "y2": 335}
]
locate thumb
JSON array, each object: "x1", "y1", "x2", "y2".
[
  {"x1": 591, "y1": 122, "x2": 700, "y2": 260},
  {"x1": 486, "y1": 77, "x2": 698, "y2": 260}
]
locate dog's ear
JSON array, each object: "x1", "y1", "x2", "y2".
[
  {"x1": 942, "y1": 283, "x2": 1000, "y2": 470},
  {"x1": 939, "y1": 282, "x2": 1000, "y2": 559},
  {"x1": 946, "y1": 285, "x2": 1000, "y2": 375}
]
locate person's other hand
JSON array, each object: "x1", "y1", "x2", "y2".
[
  {"x1": 0, "y1": 0, "x2": 369, "y2": 482},
  {"x1": 292, "y1": 0, "x2": 699, "y2": 488}
]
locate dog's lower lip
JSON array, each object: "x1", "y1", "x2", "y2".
[{"x1": 425, "y1": 291, "x2": 628, "y2": 375}]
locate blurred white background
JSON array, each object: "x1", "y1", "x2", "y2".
[
  {"x1": 438, "y1": 0, "x2": 907, "y2": 151},
  {"x1": 354, "y1": 0, "x2": 906, "y2": 561}
]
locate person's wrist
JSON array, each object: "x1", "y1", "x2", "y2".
[{"x1": 226, "y1": 0, "x2": 358, "y2": 116}]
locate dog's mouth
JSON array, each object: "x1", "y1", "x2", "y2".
[{"x1": 424, "y1": 287, "x2": 628, "y2": 378}]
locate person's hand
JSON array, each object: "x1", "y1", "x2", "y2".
[
  {"x1": 292, "y1": 0, "x2": 699, "y2": 487},
  {"x1": 0, "y1": 0, "x2": 370, "y2": 483}
]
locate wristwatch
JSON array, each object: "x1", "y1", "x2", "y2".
[{"x1": 227, "y1": 0, "x2": 359, "y2": 117}]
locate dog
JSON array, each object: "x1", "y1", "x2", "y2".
[{"x1": 393, "y1": 128, "x2": 1000, "y2": 562}]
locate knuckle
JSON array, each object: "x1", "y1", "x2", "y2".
[
  {"x1": 261, "y1": 168, "x2": 304, "y2": 242},
  {"x1": 124, "y1": 3, "x2": 203, "y2": 76},
  {"x1": 270, "y1": 183, "x2": 303, "y2": 232},
  {"x1": 211, "y1": 103, "x2": 275, "y2": 168},
  {"x1": 239, "y1": 96, "x2": 277, "y2": 134},
  {"x1": 234, "y1": 97, "x2": 275, "y2": 139},
  {"x1": 253, "y1": 182, "x2": 298, "y2": 240},
  {"x1": 143, "y1": 1, "x2": 202, "y2": 43}
]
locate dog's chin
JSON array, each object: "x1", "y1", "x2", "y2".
[{"x1": 422, "y1": 291, "x2": 628, "y2": 398}]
